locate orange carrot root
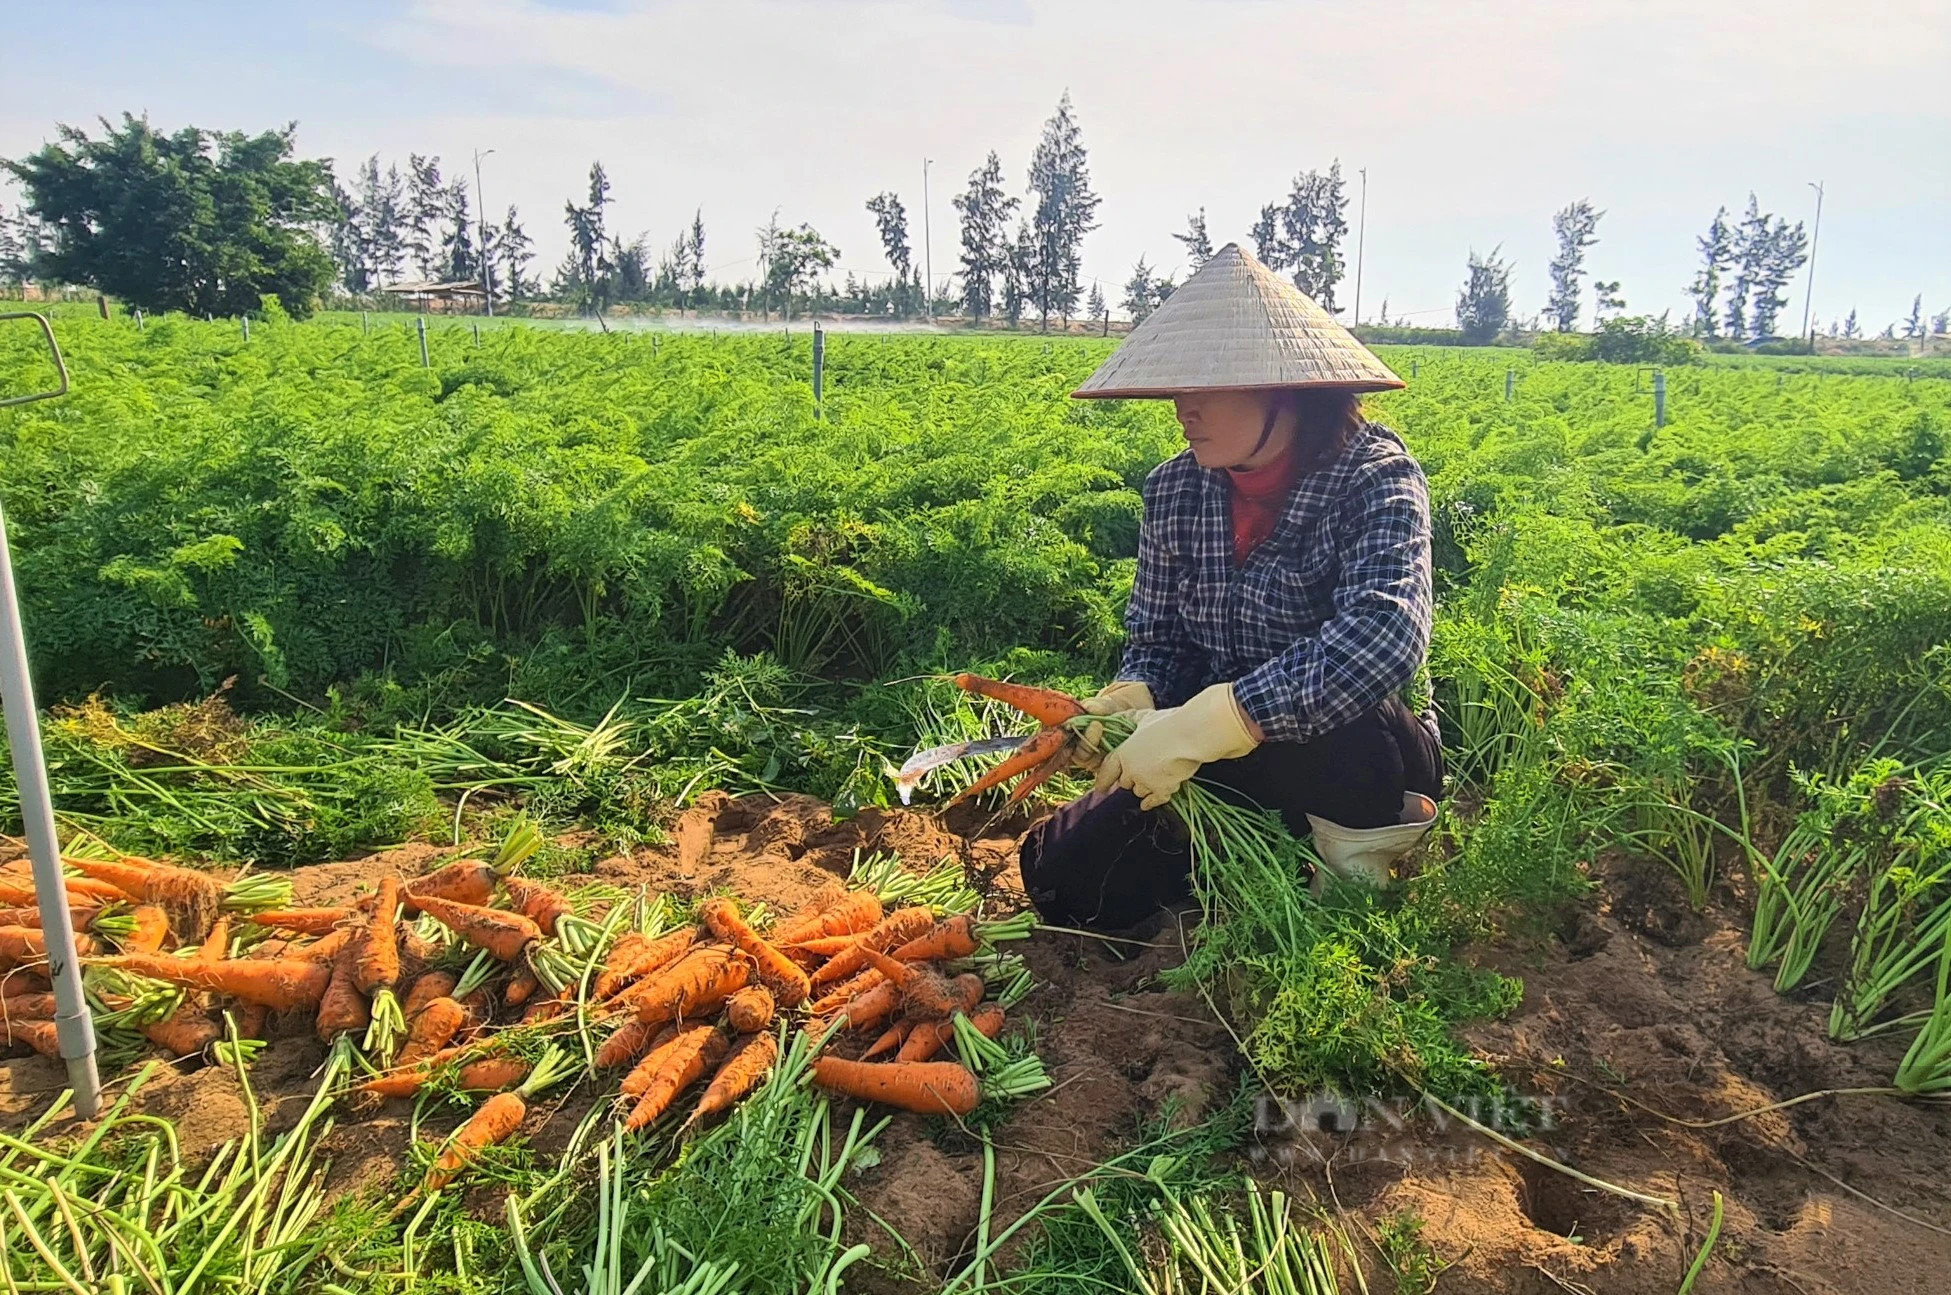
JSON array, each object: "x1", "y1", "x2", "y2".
[
  {"x1": 951, "y1": 675, "x2": 1084, "y2": 726},
  {"x1": 772, "y1": 891, "x2": 883, "y2": 946},
  {"x1": 248, "y1": 908, "x2": 353, "y2": 936},
  {"x1": 424, "y1": 1091, "x2": 527, "y2": 1192},
  {"x1": 891, "y1": 914, "x2": 979, "y2": 963},
  {"x1": 725, "y1": 985, "x2": 776, "y2": 1034},
  {"x1": 699, "y1": 897, "x2": 810, "y2": 1007},
  {"x1": 944, "y1": 725, "x2": 1070, "y2": 809},
  {"x1": 624, "y1": 1025, "x2": 727, "y2": 1130},
  {"x1": 502, "y1": 876, "x2": 573, "y2": 936},
  {"x1": 86, "y1": 952, "x2": 329, "y2": 1011},
  {"x1": 412, "y1": 894, "x2": 541, "y2": 961},
  {"x1": 684, "y1": 1031, "x2": 778, "y2": 1129},
  {"x1": 811, "y1": 1056, "x2": 980, "y2": 1116},
  {"x1": 810, "y1": 908, "x2": 938, "y2": 987}
]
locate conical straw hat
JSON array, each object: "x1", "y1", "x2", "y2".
[{"x1": 1072, "y1": 243, "x2": 1403, "y2": 398}]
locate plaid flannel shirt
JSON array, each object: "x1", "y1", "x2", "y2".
[{"x1": 1117, "y1": 423, "x2": 1433, "y2": 744}]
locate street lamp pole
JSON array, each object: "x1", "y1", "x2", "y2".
[
  {"x1": 922, "y1": 158, "x2": 934, "y2": 322},
  {"x1": 474, "y1": 148, "x2": 496, "y2": 317},
  {"x1": 1801, "y1": 180, "x2": 1824, "y2": 348},
  {"x1": 1353, "y1": 166, "x2": 1368, "y2": 325}
]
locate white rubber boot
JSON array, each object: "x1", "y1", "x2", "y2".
[{"x1": 1306, "y1": 793, "x2": 1438, "y2": 892}]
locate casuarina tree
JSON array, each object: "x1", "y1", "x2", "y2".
[
  {"x1": 1456, "y1": 246, "x2": 1512, "y2": 344},
  {"x1": 953, "y1": 151, "x2": 1015, "y2": 323},
  {"x1": 6, "y1": 113, "x2": 337, "y2": 317},
  {"x1": 1025, "y1": 93, "x2": 1100, "y2": 331},
  {"x1": 1173, "y1": 209, "x2": 1214, "y2": 271},
  {"x1": 1544, "y1": 199, "x2": 1601, "y2": 332}
]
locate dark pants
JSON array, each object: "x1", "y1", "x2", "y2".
[{"x1": 1018, "y1": 698, "x2": 1444, "y2": 929}]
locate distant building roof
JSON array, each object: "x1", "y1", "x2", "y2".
[{"x1": 383, "y1": 279, "x2": 488, "y2": 296}]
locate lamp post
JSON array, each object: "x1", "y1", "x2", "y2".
[
  {"x1": 921, "y1": 158, "x2": 935, "y2": 322},
  {"x1": 1353, "y1": 166, "x2": 1368, "y2": 325},
  {"x1": 1801, "y1": 180, "x2": 1824, "y2": 349},
  {"x1": 474, "y1": 148, "x2": 496, "y2": 317}
]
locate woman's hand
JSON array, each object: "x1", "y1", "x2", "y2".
[
  {"x1": 1075, "y1": 680, "x2": 1155, "y2": 771},
  {"x1": 1093, "y1": 683, "x2": 1259, "y2": 809}
]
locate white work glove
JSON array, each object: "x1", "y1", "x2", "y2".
[
  {"x1": 1075, "y1": 680, "x2": 1156, "y2": 770},
  {"x1": 1093, "y1": 682, "x2": 1259, "y2": 810}
]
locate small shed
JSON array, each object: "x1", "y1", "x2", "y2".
[{"x1": 381, "y1": 279, "x2": 490, "y2": 315}]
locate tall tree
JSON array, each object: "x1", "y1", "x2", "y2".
[
  {"x1": 5, "y1": 113, "x2": 336, "y2": 317},
  {"x1": 1544, "y1": 199, "x2": 1602, "y2": 332},
  {"x1": 952, "y1": 151, "x2": 1015, "y2": 323},
  {"x1": 1931, "y1": 306, "x2": 1950, "y2": 337},
  {"x1": 0, "y1": 203, "x2": 23, "y2": 285},
  {"x1": 442, "y1": 177, "x2": 477, "y2": 282},
  {"x1": 1122, "y1": 257, "x2": 1157, "y2": 324},
  {"x1": 1748, "y1": 214, "x2": 1808, "y2": 338},
  {"x1": 1250, "y1": 164, "x2": 1350, "y2": 307},
  {"x1": 1000, "y1": 219, "x2": 1031, "y2": 327},
  {"x1": 1842, "y1": 307, "x2": 1860, "y2": 339},
  {"x1": 1025, "y1": 92, "x2": 1100, "y2": 331},
  {"x1": 1724, "y1": 195, "x2": 1769, "y2": 339},
  {"x1": 1455, "y1": 246, "x2": 1512, "y2": 344},
  {"x1": 563, "y1": 162, "x2": 613, "y2": 315},
  {"x1": 405, "y1": 154, "x2": 446, "y2": 279},
  {"x1": 1904, "y1": 294, "x2": 1925, "y2": 339},
  {"x1": 685, "y1": 209, "x2": 706, "y2": 302},
  {"x1": 1686, "y1": 207, "x2": 1732, "y2": 338},
  {"x1": 1173, "y1": 208, "x2": 1213, "y2": 271},
  {"x1": 865, "y1": 192, "x2": 916, "y2": 316},
  {"x1": 757, "y1": 215, "x2": 837, "y2": 319},
  {"x1": 497, "y1": 206, "x2": 533, "y2": 302},
  {"x1": 1087, "y1": 281, "x2": 1107, "y2": 336},
  {"x1": 611, "y1": 233, "x2": 651, "y2": 302}
]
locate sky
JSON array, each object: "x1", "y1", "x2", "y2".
[{"x1": 4, "y1": 0, "x2": 1947, "y2": 330}]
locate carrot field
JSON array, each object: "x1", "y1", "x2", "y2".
[{"x1": 1, "y1": 311, "x2": 1948, "y2": 1293}]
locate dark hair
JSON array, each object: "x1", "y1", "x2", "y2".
[{"x1": 1251, "y1": 389, "x2": 1366, "y2": 471}]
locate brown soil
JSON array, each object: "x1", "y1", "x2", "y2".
[{"x1": 2, "y1": 800, "x2": 1946, "y2": 1294}]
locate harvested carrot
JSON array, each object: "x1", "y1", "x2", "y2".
[
  {"x1": 699, "y1": 897, "x2": 810, "y2": 1007},
  {"x1": 3, "y1": 926, "x2": 97, "y2": 967},
  {"x1": 522, "y1": 988, "x2": 571, "y2": 1024},
  {"x1": 61, "y1": 854, "x2": 222, "y2": 940},
  {"x1": 725, "y1": 985, "x2": 775, "y2": 1034},
  {"x1": 632, "y1": 946, "x2": 751, "y2": 1026},
  {"x1": 812, "y1": 1056, "x2": 980, "y2": 1116},
  {"x1": 198, "y1": 915, "x2": 232, "y2": 962},
  {"x1": 863, "y1": 1018, "x2": 915, "y2": 1060},
  {"x1": 1006, "y1": 737, "x2": 1075, "y2": 805},
  {"x1": 295, "y1": 926, "x2": 358, "y2": 965},
  {"x1": 0, "y1": 1017, "x2": 59, "y2": 1058},
  {"x1": 619, "y1": 1025, "x2": 685, "y2": 1096},
  {"x1": 0, "y1": 906, "x2": 99, "y2": 933},
  {"x1": 789, "y1": 933, "x2": 866, "y2": 960},
  {"x1": 624, "y1": 1025, "x2": 727, "y2": 1130},
  {"x1": 0, "y1": 992, "x2": 57, "y2": 1020},
  {"x1": 232, "y1": 1001, "x2": 268, "y2": 1040},
  {"x1": 356, "y1": 1044, "x2": 469, "y2": 1098},
  {"x1": 395, "y1": 996, "x2": 467, "y2": 1068},
  {"x1": 502, "y1": 876, "x2": 573, "y2": 937},
  {"x1": 772, "y1": 890, "x2": 883, "y2": 946},
  {"x1": 810, "y1": 908, "x2": 938, "y2": 987},
  {"x1": 504, "y1": 964, "x2": 540, "y2": 1007},
  {"x1": 0, "y1": 875, "x2": 129, "y2": 908},
  {"x1": 146, "y1": 1001, "x2": 222, "y2": 1057},
  {"x1": 412, "y1": 894, "x2": 541, "y2": 962},
  {"x1": 952, "y1": 675, "x2": 1084, "y2": 726},
  {"x1": 456, "y1": 1057, "x2": 531, "y2": 1092},
  {"x1": 122, "y1": 905, "x2": 171, "y2": 954},
  {"x1": 402, "y1": 970, "x2": 458, "y2": 1017},
  {"x1": 357, "y1": 878, "x2": 402, "y2": 994},
  {"x1": 770, "y1": 887, "x2": 846, "y2": 942},
  {"x1": 425, "y1": 1091, "x2": 529, "y2": 1190},
  {"x1": 402, "y1": 859, "x2": 500, "y2": 913},
  {"x1": 834, "y1": 981, "x2": 901, "y2": 1033},
  {"x1": 810, "y1": 967, "x2": 886, "y2": 1015},
  {"x1": 593, "y1": 926, "x2": 698, "y2": 1001},
  {"x1": 890, "y1": 914, "x2": 980, "y2": 963},
  {"x1": 596, "y1": 1017, "x2": 665, "y2": 1070},
  {"x1": 900, "y1": 994, "x2": 996, "y2": 1064},
  {"x1": 684, "y1": 1031, "x2": 779, "y2": 1129},
  {"x1": 945, "y1": 725, "x2": 1071, "y2": 810},
  {"x1": 860, "y1": 948, "x2": 962, "y2": 1018},
  {"x1": 316, "y1": 942, "x2": 371, "y2": 1043},
  {"x1": 248, "y1": 908, "x2": 353, "y2": 936}
]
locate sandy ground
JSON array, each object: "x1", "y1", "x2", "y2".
[{"x1": 2, "y1": 797, "x2": 1946, "y2": 1293}]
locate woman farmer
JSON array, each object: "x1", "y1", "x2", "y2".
[{"x1": 1019, "y1": 244, "x2": 1442, "y2": 930}]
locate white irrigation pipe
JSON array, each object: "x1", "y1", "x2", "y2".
[{"x1": 0, "y1": 313, "x2": 99, "y2": 1118}]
